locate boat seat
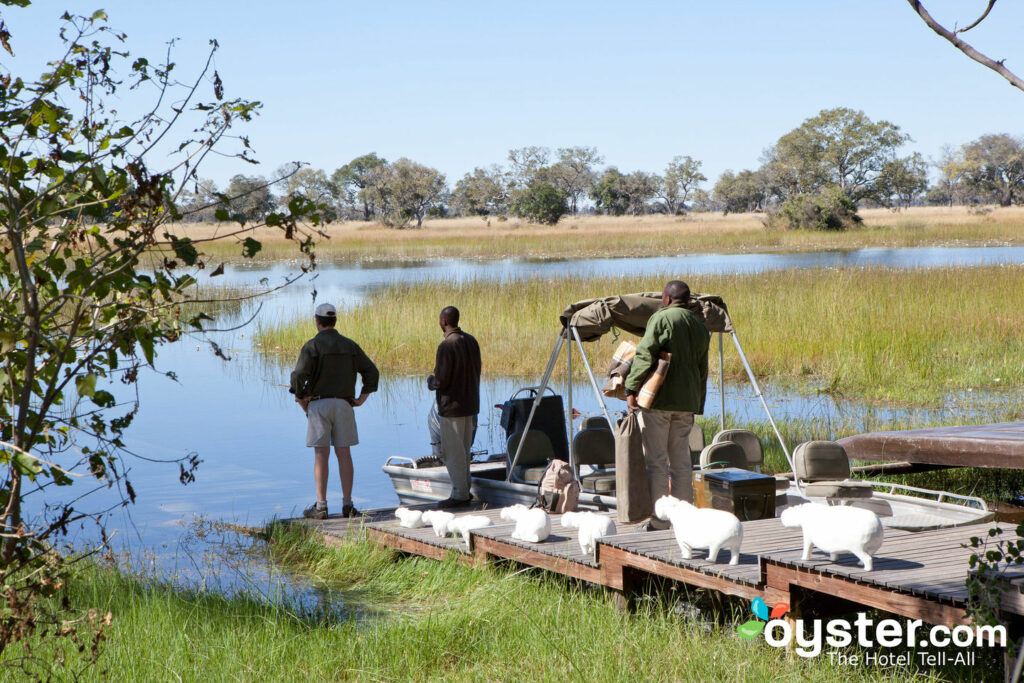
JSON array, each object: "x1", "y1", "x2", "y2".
[
  {"x1": 794, "y1": 440, "x2": 873, "y2": 500},
  {"x1": 507, "y1": 430, "x2": 555, "y2": 484},
  {"x1": 581, "y1": 415, "x2": 611, "y2": 431},
  {"x1": 802, "y1": 479, "x2": 874, "y2": 499},
  {"x1": 699, "y1": 442, "x2": 747, "y2": 470},
  {"x1": 713, "y1": 429, "x2": 788, "y2": 491},
  {"x1": 573, "y1": 428, "x2": 616, "y2": 493},
  {"x1": 689, "y1": 422, "x2": 705, "y2": 466}
]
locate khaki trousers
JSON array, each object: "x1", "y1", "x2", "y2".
[
  {"x1": 440, "y1": 414, "x2": 475, "y2": 500},
  {"x1": 639, "y1": 408, "x2": 695, "y2": 529}
]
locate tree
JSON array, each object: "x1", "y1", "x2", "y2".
[
  {"x1": 772, "y1": 108, "x2": 910, "y2": 203},
  {"x1": 507, "y1": 146, "x2": 551, "y2": 189},
  {"x1": 510, "y1": 181, "x2": 568, "y2": 225},
  {"x1": 766, "y1": 185, "x2": 862, "y2": 231},
  {"x1": 658, "y1": 156, "x2": 707, "y2": 214},
  {"x1": 226, "y1": 174, "x2": 275, "y2": 221},
  {"x1": 0, "y1": 9, "x2": 325, "y2": 671},
  {"x1": 331, "y1": 153, "x2": 388, "y2": 220},
  {"x1": 713, "y1": 170, "x2": 767, "y2": 214},
  {"x1": 546, "y1": 146, "x2": 603, "y2": 215},
  {"x1": 278, "y1": 165, "x2": 337, "y2": 214},
  {"x1": 876, "y1": 153, "x2": 929, "y2": 208},
  {"x1": 366, "y1": 159, "x2": 447, "y2": 228},
  {"x1": 930, "y1": 145, "x2": 975, "y2": 207},
  {"x1": 591, "y1": 168, "x2": 630, "y2": 216},
  {"x1": 451, "y1": 166, "x2": 510, "y2": 216},
  {"x1": 960, "y1": 134, "x2": 1024, "y2": 207}
]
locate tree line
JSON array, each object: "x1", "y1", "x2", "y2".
[{"x1": 179, "y1": 107, "x2": 1024, "y2": 228}]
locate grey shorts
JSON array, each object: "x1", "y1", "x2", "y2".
[{"x1": 306, "y1": 398, "x2": 359, "y2": 448}]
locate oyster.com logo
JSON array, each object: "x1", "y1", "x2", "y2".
[{"x1": 738, "y1": 597, "x2": 789, "y2": 639}]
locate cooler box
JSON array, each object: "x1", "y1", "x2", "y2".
[{"x1": 693, "y1": 468, "x2": 776, "y2": 521}]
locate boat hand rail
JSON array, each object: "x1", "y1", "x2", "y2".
[
  {"x1": 384, "y1": 456, "x2": 418, "y2": 469},
  {"x1": 870, "y1": 481, "x2": 988, "y2": 511},
  {"x1": 509, "y1": 385, "x2": 558, "y2": 400}
]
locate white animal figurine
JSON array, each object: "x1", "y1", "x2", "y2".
[
  {"x1": 446, "y1": 514, "x2": 493, "y2": 546},
  {"x1": 394, "y1": 507, "x2": 426, "y2": 529},
  {"x1": 560, "y1": 511, "x2": 616, "y2": 555},
  {"x1": 421, "y1": 510, "x2": 455, "y2": 538},
  {"x1": 654, "y1": 495, "x2": 743, "y2": 566},
  {"x1": 781, "y1": 503, "x2": 884, "y2": 571},
  {"x1": 500, "y1": 505, "x2": 552, "y2": 543}
]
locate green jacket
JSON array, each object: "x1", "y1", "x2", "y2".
[
  {"x1": 290, "y1": 329, "x2": 379, "y2": 399},
  {"x1": 625, "y1": 303, "x2": 709, "y2": 413}
]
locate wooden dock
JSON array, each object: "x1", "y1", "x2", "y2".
[{"x1": 292, "y1": 505, "x2": 1023, "y2": 628}]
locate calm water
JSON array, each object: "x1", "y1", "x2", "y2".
[{"x1": 41, "y1": 245, "x2": 1024, "y2": 601}]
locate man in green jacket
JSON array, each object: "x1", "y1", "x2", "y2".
[
  {"x1": 625, "y1": 280, "x2": 709, "y2": 529},
  {"x1": 290, "y1": 303, "x2": 379, "y2": 520}
]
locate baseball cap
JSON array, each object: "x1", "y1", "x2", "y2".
[{"x1": 315, "y1": 303, "x2": 336, "y2": 317}]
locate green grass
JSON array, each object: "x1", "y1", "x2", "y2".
[
  {"x1": 255, "y1": 265, "x2": 1024, "y2": 404},
  {"x1": 6, "y1": 524, "x2": 986, "y2": 681}
]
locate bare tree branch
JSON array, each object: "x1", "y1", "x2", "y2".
[
  {"x1": 908, "y1": 0, "x2": 1024, "y2": 94},
  {"x1": 956, "y1": 0, "x2": 997, "y2": 34}
]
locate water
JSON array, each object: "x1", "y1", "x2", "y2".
[{"x1": 39, "y1": 244, "x2": 1024, "y2": 604}]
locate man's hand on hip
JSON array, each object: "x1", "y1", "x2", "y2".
[
  {"x1": 296, "y1": 396, "x2": 312, "y2": 414},
  {"x1": 350, "y1": 393, "x2": 369, "y2": 407}
]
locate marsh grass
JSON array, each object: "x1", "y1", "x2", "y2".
[
  {"x1": 170, "y1": 206, "x2": 1024, "y2": 263},
  {"x1": 256, "y1": 265, "x2": 1024, "y2": 404},
  {"x1": 8, "y1": 524, "x2": 984, "y2": 681}
]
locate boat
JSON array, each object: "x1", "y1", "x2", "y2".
[{"x1": 384, "y1": 291, "x2": 993, "y2": 531}]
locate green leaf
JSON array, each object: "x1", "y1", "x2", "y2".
[
  {"x1": 737, "y1": 620, "x2": 765, "y2": 639},
  {"x1": 75, "y1": 373, "x2": 97, "y2": 398},
  {"x1": 12, "y1": 450, "x2": 43, "y2": 478},
  {"x1": 170, "y1": 236, "x2": 198, "y2": 266},
  {"x1": 241, "y1": 237, "x2": 261, "y2": 258}
]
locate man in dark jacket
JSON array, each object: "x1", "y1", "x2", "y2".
[
  {"x1": 290, "y1": 303, "x2": 379, "y2": 519},
  {"x1": 625, "y1": 281, "x2": 709, "y2": 528},
  {"x1": 427, "y1": 306, "x2": 481, "y2": 508}
]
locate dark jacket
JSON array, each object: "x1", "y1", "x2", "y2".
[
  {"x1": 431, "y1": 328, "x2": 481, "y2": 418},
  {"x1": 290, "y1": 328, "x2": 379, "y2": 399},
  {"x1": 625, "y1": 303, "x2": 709, "y2": 413}
]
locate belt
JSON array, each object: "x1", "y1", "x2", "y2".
[{"x1": 309, "y1": 395, "x2": 354, "y2": 404}]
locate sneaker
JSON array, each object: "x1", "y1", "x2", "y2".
[
  {"x1": 303, "y1": 503, "x2": 327, "y2": 520},
  {"x1": 341, "y1": 503, "x2": 362, "y2": 518},
  {"x1": 437, "y1": 496, "x2": 472, "y2": 509}
]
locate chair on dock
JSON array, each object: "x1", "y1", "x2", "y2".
[
  {"x1": 507, "y1": 430, "x2": 556, "y2": 484},
  {"x1": 793, "y1": 440, "x2": 874, "y2": 501},
  {"x1": 573, "y1": 424, "x2": 616, "y2": 494},
  {"x1": 712, "y1": 428, "x2": 789, "y2": 493},
  {"x1": 698, "y1": 441, "x2": 748, "y2": 470}
]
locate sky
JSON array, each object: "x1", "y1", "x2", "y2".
[{"x1": 4, "y1": 1, "x2": 1024, "y2": 189}]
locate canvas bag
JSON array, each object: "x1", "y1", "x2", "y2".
[
  {"x1": 614, "y1": 412, "x2": 652, "y2": 522},
  {"x1": 535, "y1": 460, "x2": 580, "y2": 514}
]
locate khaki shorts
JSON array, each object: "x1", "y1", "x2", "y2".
[{"x1": 306, "y1": 398, "x2": 359, "y2": 448}]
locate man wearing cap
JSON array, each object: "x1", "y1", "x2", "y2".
[
  {"x1": 427, "y1": 306, "x2": 481, "y2": 508},
  {"x1": 625, "y1": 280, "x2": 709, "y2": 529},
  {"x1": 290, "y1": 303, "x2": 379, "y2": 519}
]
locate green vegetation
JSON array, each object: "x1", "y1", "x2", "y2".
[
  {"x1": 256, "y1": 265, "x2": 1024, "y2": 404},
  {"x1": 766, "y1": 185, "x2": 863, "y2": 231},
  {"x1": 7, "y1": 525, "x2": 984, "y2": 681}
]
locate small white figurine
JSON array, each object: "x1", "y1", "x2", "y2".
[{"x1": 781, "y1": 503, "x2": 884, "y2": 571}]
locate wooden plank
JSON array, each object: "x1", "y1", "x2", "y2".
[
  {"x1": 472, "y1": 535, "x2": 606, "y2": 584},
  {"x1": 599, "y1": 544, "x2": 762, "y2": 600},
  {"x1": 764, "y1": 562, "x2": 972, "y2": 626},
  {"x1": 365, "y1": 527, "x2": 474, "y2": 565}
]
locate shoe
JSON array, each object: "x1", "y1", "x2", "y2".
[
  {"x1": 436, "y1": 496, "x2": 472, "y2": 509},
  {"x1": 341, "y1": 503, "x2": 363, "y2": 518},
  {"x1": 303, "y1": 503, "x2": 327, "y2": 520}
]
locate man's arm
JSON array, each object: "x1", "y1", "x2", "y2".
[
  {"x1": 289, "y1": 342, "x2": 316, "y2": 398},
  {"x1": 351, "y1": 343, "x2": 379, "y2": 406},
  {"x1": 696, "y1": 327, "x2": 709, "y2": 414},
  {"x1": 432, "y1": 342, "x2": 453, "y2": 392},
  {"x1": 625, "y1": 317, "x2": 663, "y2": 392}
]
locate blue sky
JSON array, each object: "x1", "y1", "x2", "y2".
[{"x1": 6, "y1": 1, "x2": 1023, "y2": 188}]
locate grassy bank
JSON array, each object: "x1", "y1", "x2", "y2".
[
  {"x1": 256, "y1": 265, "x2": 1024, "y2": 404},
  {"x1": 170, "y1": 206, "x2": 1024, "y2": 263},
  {"x1": 8, "y1": 525, "x2": 984, "y2": 681}
]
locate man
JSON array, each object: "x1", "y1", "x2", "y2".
[
  {"x1": 427, "y1": 306, "x2": 481, "y2": 509},
  {"x1": 625, "y1": 280, "x2": 709, "y2": 529},
  {"x1": 290, "y1": 302, "x2": 379, "y2": 520}
]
